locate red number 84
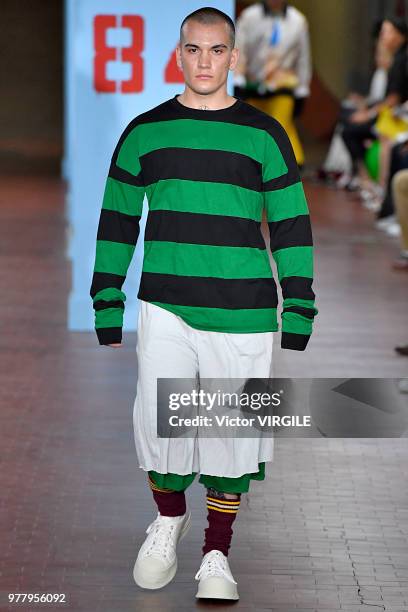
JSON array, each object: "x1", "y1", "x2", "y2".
[{"x1": 94, "y1": 14, "x2": 183, "y2": 93}]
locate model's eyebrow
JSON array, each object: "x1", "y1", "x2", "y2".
[{"x1": 184, "y1": 43, "x2": 228, "y2": 50}]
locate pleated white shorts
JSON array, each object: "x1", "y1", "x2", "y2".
[{"x1": 132, "y1": 300, "x2": 275, "y2": 478}]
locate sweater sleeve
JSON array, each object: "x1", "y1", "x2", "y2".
[
  {"x1": 262, "y1": 119, "x2": 318, "y2": 350},
  {"x1": 89, "y1": 120, "x2": 145, "y2": 345}
]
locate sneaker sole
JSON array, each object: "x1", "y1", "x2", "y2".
[
  {"x1": 196, "y1": 576, "x2": 239, "y2": 600},
  {"x1": 133, "y1": 511, "x2": 191, "y2": 590}
]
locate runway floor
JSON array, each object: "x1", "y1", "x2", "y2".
[{"x1": 1, "y1": 173, "x2": 408, "y2": 611}]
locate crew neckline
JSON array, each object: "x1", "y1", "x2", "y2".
[{"x1": 170, "y1": 94, "x2": 242, "y2": 116}]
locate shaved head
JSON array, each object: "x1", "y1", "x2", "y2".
[{"x1": 180, "y1": 7, "x2": 235, "y2": 48}]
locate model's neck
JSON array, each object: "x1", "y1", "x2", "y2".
[{"x1": 177, "y1": 90, "x2": 236, "y2": 111}]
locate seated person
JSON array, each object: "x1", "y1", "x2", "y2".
[
  {"x1": 341, "y1": 18, "x2": 408, "y2": 191},
  {"x1": 375, "y1": 130, "x2": 408, "y2": 225},
  {"x1": 390, "y1": 168, "x2": 408, "y2": 269},
  {"x1": 233, "y1": 0, "x2": 312, "y2": 166},
  {"x1": 320, "y1": 21, "x2": 391, "y2": 184}
]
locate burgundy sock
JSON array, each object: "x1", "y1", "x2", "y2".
[
  {"x1": 147, "y1": 474, "x2": 186, "y2": 517},
  {"x1": 202, "y1": 490, "x2": 241, "y2": 557}
]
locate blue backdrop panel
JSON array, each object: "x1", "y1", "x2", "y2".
[{"x1": 65, "y1": 0, "x2": 235, "y2": 333}]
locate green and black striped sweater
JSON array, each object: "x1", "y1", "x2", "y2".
[{"x1": 90, "y1": 94, "x2": 318, "y2": 350}]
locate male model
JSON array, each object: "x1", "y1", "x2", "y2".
[
  {"x1": 90, "y1": 6, "x2": 317, "y2": 602},
  {"x1": 234, "y1": 0, "x2": 311, "y2": 165}
]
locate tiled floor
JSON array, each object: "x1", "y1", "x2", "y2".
[{"x1": 1, "y1": 174, "x2": 408, "y2": 611}]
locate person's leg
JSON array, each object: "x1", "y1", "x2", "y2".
[
  {"x1": 194, "y1": 481, "x2": 241, "y2": 600},
  {"x1": 393, "y1": 169, "x2": 408, "y2": 249},
  {"x1": 197, "y1": 463, "x2": 265, "y2": 557},
  {"x1": 340, "y1": 129, "x2": 365, "y2": 177},
  {"x1": 246, "y1": 94, "x2": 304, "y2": 165},
  {"x1": 392, "y1": 169, "x2": 408, "y2": 269},
  {"x1": 341, "y1": 117, "x2": 376, "y2": 178},
  {"x1": 132, "y1": 301, "x2": 199, "y2": 589},
  {"x1": 147, "y1": 471, "x2": 197, "y2": 517},
  {"x1": 133, "y1": 300, "x2": 199, "y2": 482},
  {"x1": 378, "y1": 135, "x2": 393, "y2": 190},
  {"x1": 196, "y1": 330, "x2": 275, "y2": 479},
  {"x1": 193, "y1": 330, "x2": 274, "y2": 599},
  {"x1": 378, "y1": 141, "x2": 408, "y2": 220},
  {"x1": 264, "y1": 95, "x2": 304, "y2": 167},
  {"x1": 201, "y1": 487, "x2": 241, "y2": 558},
  {"x1": 194, "y1": 465, "x2": 267, "y2": 600}
]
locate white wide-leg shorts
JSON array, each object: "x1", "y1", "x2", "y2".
[{"x1": 132, "y1": 300, "x2": 275, "y2": 478}]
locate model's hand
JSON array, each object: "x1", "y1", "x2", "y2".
[{"x1": 107, "y1": 343, "x2": 122, "y2": 348}]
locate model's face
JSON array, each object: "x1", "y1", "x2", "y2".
[
  {"x1": 266, "y1": 0, "x2": 286, "y2": 12},
  {"x1": 177, "y1": 20, "x2": 238, "y2": 96}
]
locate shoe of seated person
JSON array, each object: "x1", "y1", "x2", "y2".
[
  {"x1": 395, "y1": 345, "x2": 408, "y2": 356},
  {"x1": 133, "y1": 510, "x2": 191, "y2": 589},
  {"x1": 376, "y1": 214, "x2": 396, "y2": 230},
  {"x1": 392, "y1": 254, "x2": 408, "y2": 270},
  {"x1": 195, "y1": 549, "x2": 239, "y2": 600},
  {"x1": 361, "y1": 195, "x2": 382, "y2": 212},
  {"x1": 344, "y1": 176, "x2": 361, "y2": 192},
  {"x1": 385, "y1": 222, "x2": 402, "y2": 237}
]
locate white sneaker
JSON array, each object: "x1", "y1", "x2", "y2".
[
  {"x1": 133, "y1": 510, "x2": 191, "y2": 589},
  {"x1": 359, "y1": 188, "x2": 375, "y2": 202},
  {"x1": 385, "y1": 222, "x2": 402, "y2": 237},
  {"x1": 376, "y1": 215, "x2": 396, "y2": 229},
  {"x1": 336, "y1": 173, "x2": 355, "y2": 190},
  {"x1": 195, "y1": 549, "x2": 239, "y2": 600},
  {"x1": 361, "y1": 195, "x2": 382, "y2": 212}
]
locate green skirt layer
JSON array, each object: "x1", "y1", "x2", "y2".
[{"x1": 148, "y1": 462, "x2": 265, "y2": 493}]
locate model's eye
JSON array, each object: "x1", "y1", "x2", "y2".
[
  {"x1": 188, "y1": 48, "x2": 197, "y2": 53},
  {"x1": 214, "y1": 49, "x2": 223, "y2": 54}
]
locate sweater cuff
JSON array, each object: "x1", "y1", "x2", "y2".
[
  {"x1": 281, "y1": 331, "x2": 310, "y2": 351},
  {"x1": 96, "y1": 327, "x2": 122, "y2": 346}
]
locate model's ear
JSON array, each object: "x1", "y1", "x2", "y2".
[
  {"x1": 229, "y1": 47, "x2": 239, "y2": 71},
  {"x1": 175, "y1": 44, "x2": 183, "y2": 71}
]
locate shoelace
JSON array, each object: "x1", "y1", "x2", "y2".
[
  {"x1": 195, "y1": 551, "x2": 237, "y2": 584},
  {"x1": 143, "y1": 516, "x2": 177, "y2": 561}
]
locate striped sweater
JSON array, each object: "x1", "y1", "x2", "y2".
[{"x1": 90, "y1": 94, "x2": 318, "y2": 350}]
